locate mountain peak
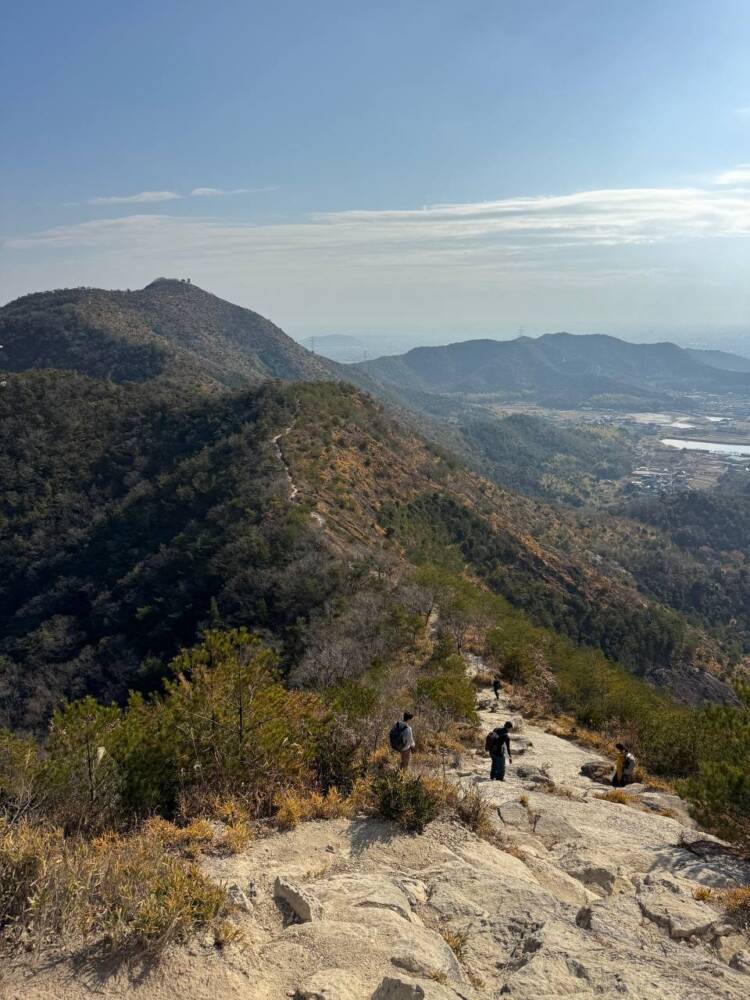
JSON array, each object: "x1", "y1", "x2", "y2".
[{"x1": 0, "y1": 280, "x2": 340, "y2": 388}]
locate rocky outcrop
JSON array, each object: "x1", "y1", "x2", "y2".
[{"x1": 7, "y1": 685, "x2": 750, "y2": 1000}]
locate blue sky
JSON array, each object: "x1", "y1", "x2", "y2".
[{"x1": 2, "y1": 0, "x2": 750, "y2": 345}]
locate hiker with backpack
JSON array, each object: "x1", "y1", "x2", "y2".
[
  {"x1": 486, "y1": 721, "x2": 513, "y2": 781},
  {"x1": 389, "y1": 712, "x2": 416, "y2": 771},
  {"x1": 612, "y1": 743, "x2": 636, "y2": 787}
]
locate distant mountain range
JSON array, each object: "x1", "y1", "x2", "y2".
[{"x1": 353, "y1": 332, "x2": 750, "y2": 407}]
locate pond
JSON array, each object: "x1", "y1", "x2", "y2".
[{"x1": 660, "y1": 438, "x2": 750, "y2": 456}]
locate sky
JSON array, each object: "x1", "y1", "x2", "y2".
[{"x1": 2, "y1": 0, "x2": 750, "y2": 348}]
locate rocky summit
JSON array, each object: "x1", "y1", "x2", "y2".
[{"x1": 8, "y1": 683, "x2": 749, "y2": 1000}]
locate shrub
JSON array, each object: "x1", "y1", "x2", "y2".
[
  {"x1": 439, "y1": 924, "x2": 467, "y2": 959},
  {"x1": 43, "y1": 699, "x2": 124, "y2": 834},
  {"x1": 0, "y1": 729, "x2": 43, "y2": 823},
  {"x1": 372, "y1": 772, "x2": 441, "y2": 833},
  {"x1": 722, "y1": 887, "x2": 750, "y2": 930},
  {"x1": 0, "y1": 820, "x2": 228, "y2": 954},
  {"x1": 415, "y1": 637, "x2": 478, "y2": 727},
  {"x1": 451, "y1": 786, "x2": 493, "y2": 838}
]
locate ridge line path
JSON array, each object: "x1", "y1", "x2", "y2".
[
  {"x1": 195, "y1": 656, "x2": 750, "y2": 999},
  {"x1": 272, "y1": 421, "x2": 325, "y2": 526},
  {"x1": 271, "y1": 423, "x2": 299, "y2": 501}
]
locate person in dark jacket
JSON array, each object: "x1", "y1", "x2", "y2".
[
  {"x1": 488, "y1": 721, "x2": 513, "y2": 780},
  {"x1": 492, "y1": 677, "x2": 502, "y2": 701}
]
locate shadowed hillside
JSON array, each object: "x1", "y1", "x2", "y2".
[{"x1": 0, "y1": 278, "x2": 338, "y2": 388}]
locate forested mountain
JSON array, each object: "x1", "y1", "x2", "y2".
[
  {"x1": 452, "y1": 413, "x2": 635, "y2": 504},
  {"x1": 0, "y1": 278, "x2": 338, "y2": 388},
  {"x1": 354, "y1": 332, "x2": 750, "y2": 406},
  {"x1": 2, "y1": 281, "x2": 746, "y2": 733},
  {"x1": 0, "y1": 368, "x2": 737, "y2": 732}
]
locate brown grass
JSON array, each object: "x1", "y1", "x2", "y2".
[
  {"x1": 472, "y1": 671, "x2": 495, "y2": 688},
  {"x1": 0, "y1": 820, "x2": 228, "y2": 955},
  {"x1": 595, "y1": 789, "x2": 637, "y2": 807},
  {"x1": 273, "y1": 787, "x2": 352, "y2": 831},
  {"x1": 722, "y1": 887, "x2": 750, "y2": 929},
  {"x1": 142, "y1": 817, "x2": 215, "y2": 857},
  {"x1": 439, "y1": 924, "x2": 467, "y2": 959},
  {"x1": 541, "y1": 782, "x2": 576, "y2": 799}
]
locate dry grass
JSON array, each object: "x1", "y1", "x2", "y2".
[
  {"x1": 692, "y1": 886, "x2": 713, "y2": 902},
  {"x1": 595, "y1": 789, "x2": 637, "y2": 807},
  {"x1": 142, "y1": 817, "x2": 215, "y2": 857},
  {"x1": 722, "y1": 887, "x2": 750, "y2": 929},
  {"x1": 541, "y1": 782, "x2": 576, "y2": 799},
  {"x1": 447, "y1": 786, "x2": 493, "y2": 839},
  {"x1": 273, "y1": 787, "x2": 352, "y2": 831},
  {"x1": 439, "y1": 924, "x2": 467, "y2": 959},
  {"x1": 472, "y1": 670, "x2": 495, "y2": 688},
  {"x1": 216, "y1": 822, "x2": 253, "y2": 855},
  {"x1": 518, "y1": 793, "x2": 529, "y2": 808},
  {"x1": 0, "y1": 820, "x2": 228, "y2": 955}
]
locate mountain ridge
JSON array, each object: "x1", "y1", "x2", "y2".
[
  {"x1": 353, "y1": 331, "x2": 750, "y2": 405},
  {"x1": 0, "y1": 278, "x2": 340, "y2": 388}
]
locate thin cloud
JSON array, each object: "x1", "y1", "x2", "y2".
[
  {"x1": 21, "y1": 180, "x2": 749, "y2": 267},
  {"x1": 86, "y1": 186, "x2": 272, "y2": 206},
  {"x1": 89, "y1": 190, "x2": 181, "y2": 205},
  {"x1": 734, "y1": 106, "x2": 750, "y2": 117},
  {"x1": 715, "y1": 165, "x2": 750, "y2": 185},
  {"x1": 189, "y1": 186, "x2": 276, "y2": 197}
]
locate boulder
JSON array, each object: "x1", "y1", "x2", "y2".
[
  {"x1": 397, "y1": 877, "x2": 428, "y2": 907},
  {"x1": 371, "y1": 976, "x2": 463, "y2": 1000},
  {"x1": 295, "y1": 968, "x2": 363, "y2": 999},
  {"x1": 558, "y1": 850, "x2": 625, "y2": 896},
  {"x1": 579, "y1": 761, "x2": 613, "y2": 785},
  {"x1": 729, "y1": 950, "x2": 750, "y2": 975},
  {"x1": 275, "y1": 876, "x2": 324, "y2": 922},
  {"x1": 313, "y1": 873, "x2": 415, "y2": 923},
  {"x1": 637, "y1": 886, "x2": 719, "y2": 940},
  {"x1": 515, "y1": 764, "x2": 553, "y2": 788}
]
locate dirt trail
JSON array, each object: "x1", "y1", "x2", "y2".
[
  {"x1": 271, "y1": 423, "x2": 325, "y2": 526},
  {"x1": 271, "y1": 423, "x2": 299, "y2": 501}
]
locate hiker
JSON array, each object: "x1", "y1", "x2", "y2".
[
  {"x1": 389, "y1": 712, "x2": 416, "y2": 771},
  {"x1": 612, "y1": 743, "x2": 636, "y2": 787},
  {"x1": 485, "y1": 721, "x2": 513, "y2": 781},
  {"x1": 492, "y1": 677, "x2": 502, "y2": 701}
]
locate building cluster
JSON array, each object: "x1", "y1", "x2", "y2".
[{"x1": 627, "y1": 466, "x2": 689, "y2": 495}]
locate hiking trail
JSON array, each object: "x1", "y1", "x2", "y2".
[
  {"x1": 272, "y1": 422, "x2": 325, "y2": 527},
  {"x1": 8, "y1": 659, "x2": 750, "y2": 1000}
]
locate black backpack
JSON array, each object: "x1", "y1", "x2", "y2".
[
  {"x1": 389, "y1": 721, "x2": 409, "y2": 752},
  {"x1": 485, "y1": 730, "x2": 500, "y2": 754}
]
